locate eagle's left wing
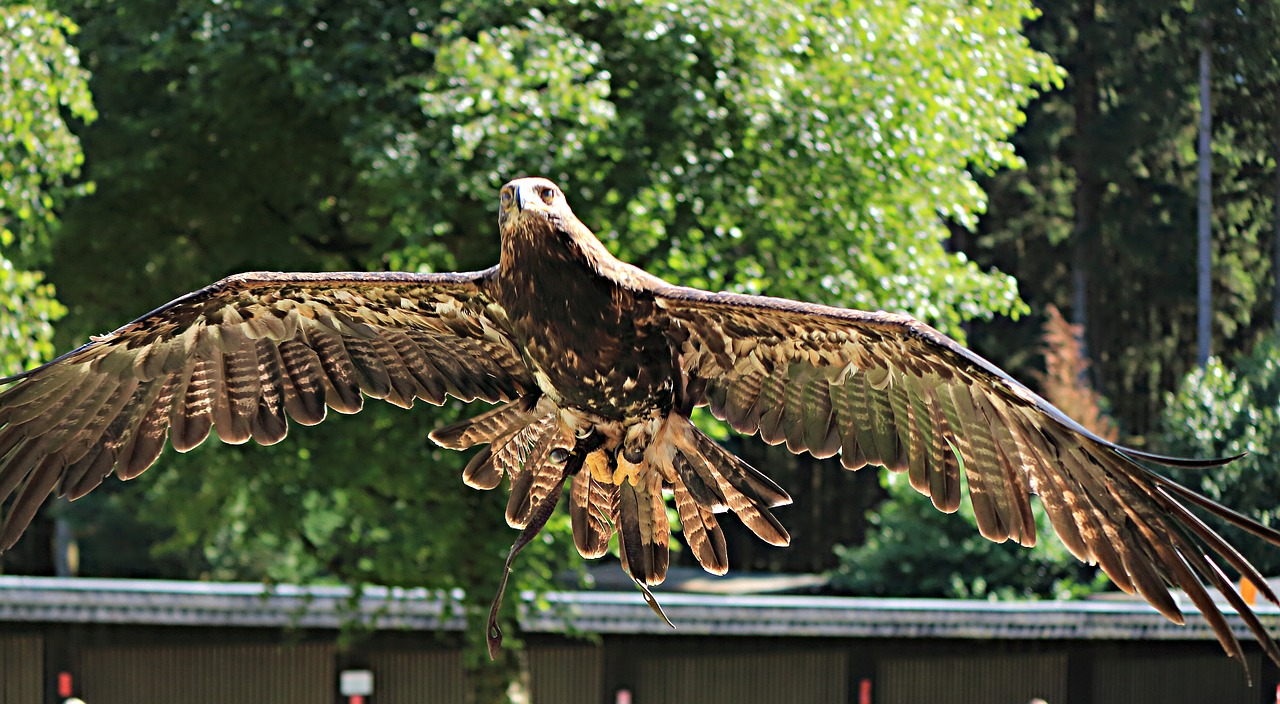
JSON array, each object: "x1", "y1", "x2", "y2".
[{"x1": 655, "y1": 284, "x2": 1280, "y2": 668}]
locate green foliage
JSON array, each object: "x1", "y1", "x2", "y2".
[
  {"x1": 0, "y1": 4, "x2": 94, "y2": 375},
  {"x1": 0, "y1": 257, "x2": 62, "y2": 375},
  {"x1": 830, "y1": 471, "x2": 1104, "y2": 600},
  {"x1": 39, "y1": 0, "x2": 1053, "y2": 698},
  {"x1": 1162, "y1": 336, "x2": 1280, "y2": 575},
  {"x1": 0, "y1": 3, "x2": 96, "y2": 261},
  {"x1": 48, "y1": 0, "x2": 1053, "y2": 571},
  {"x1": 971, "y1": 1, "x2": 1280, "y2": 437}
]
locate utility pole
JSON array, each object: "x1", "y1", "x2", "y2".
[
  {"x1": 1197, "y1": 14, "x2": 1213, "y2": 367},
  {"x1": 1273, "y1": 115, "x2": 1280, "y2": 328}
]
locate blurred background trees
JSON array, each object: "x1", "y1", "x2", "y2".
[{"x1": 8, "y1": 0, "x2": 1280, "y2": 700}]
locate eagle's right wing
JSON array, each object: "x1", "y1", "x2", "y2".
[{"x1": 0, "y1": 268, "x2": 532, "y2": 548}]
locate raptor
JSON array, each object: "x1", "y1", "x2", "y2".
[{"x1": 1, "y1": 177, "x2": 1278, "y2": 664}]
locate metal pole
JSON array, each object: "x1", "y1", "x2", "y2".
[{"x1": 1197, "y1": 15, "x2": 1213, "y2": 366}]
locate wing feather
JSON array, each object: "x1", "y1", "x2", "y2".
[
  {"x1": 973, "y1": 390, "x2": 1037, "y2": 546},
  {"x1": 911, "y1": 381, "x2": 959, "y2": 512},
  {"x1": 722, "y1": 363, "x2": 768, "y2": 434},
  {"x1": 170, "y1": 354, "x2": 216, "y2": 453},
  {"x1": 307, "y1": 327, "x2": 364, "y2": 414},
  {"x1": 864, "y1": 368, "x2": 907, "y2": 473},
  {"x1": 213, "y1": 326, "x2": 259, "y2": 444},
  {"x1": 248, "y1": 339, "x2": 289, "y2": 446},
  {"x1": 277, "y1": 339, "x2": 328, "y2": 426},
  {"x1": 381, "y1": 329, "x2": 448, "y2": 404},
  {"x1": 0, "y1": 456, "x2": 61, "y2": 548},
  {"x1": 342, "y1": 336, "x2": 395, "y2": 402},
  {"x1": 0, "y1": 269, "x2": 531, "y2": 549},
  {"x1": 831, "y1": 372, "x2": 877, "y2": 470},
  {"x1": 60, "y1": 376, "x2": 139, "y2": 468},
  {"x1": 63, "y1": 443, "x2": 117, "y2": 501},
  {"x1": 115, "y1": 376, "x2": 177, "y2": 482},
  {"x1": 657, "y1": 284, "x2": 1280, "y2": 667}
]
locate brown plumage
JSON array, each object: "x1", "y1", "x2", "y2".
[{"x1": 1, "y1": 177, "x2": 1279, "y2": 669}]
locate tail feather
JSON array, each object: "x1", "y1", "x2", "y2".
[
  {"x1": 672, "y1": 479, "x2": 728, "y2": 574},
  {"x1": 690, "y1": 427, "x2": 791, "y2": 508},
  {"x1": 504, "y1": 414, "x2": 571, "y2": 529},
  {"x1": 616, "y1": 462, "x2": 670, "y2": 585},
  {"x1": 569, "y1": 450, "x2": 616, "y2": 559},
  {"x1": 462, "y1": 445, "x2": 502, "y2": 489},
  {"x1": 428, "y1": 394, "x2": 542, "y2": 450},
  {"x1": 665, "y1": 416, "x2": 791, "y2": 548}
]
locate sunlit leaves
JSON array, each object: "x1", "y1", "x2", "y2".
[
  {"x1": 563, "y1": 0, "x2": 1056, "y2": 337},
  {"x1": 0, "y1": 257, "x2": 62, "y2": 374},
  {"x1": 0, "y1": 4, "x2": 90, "y2": 375},
  {"x1": 419, "y1": 12, "x2": 615, "y2": 177},
  {"x1": 1163, "y1": 336, "x2": 1280, "y2": 575},
  {"x1": 0, "y1": 4, "x2": 95, "y2": 261}
]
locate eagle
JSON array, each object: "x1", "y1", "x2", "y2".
[{"x1": 0, "y1": 176, "x2": 1278, "y2": 665}]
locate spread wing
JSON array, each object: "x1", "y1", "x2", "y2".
[
  {"x1": 658, "y1": 285, "x2": 1280, "y2": 666},
  {"x1": 0, "y1": 268, "x2": 532, "y2": 549}
]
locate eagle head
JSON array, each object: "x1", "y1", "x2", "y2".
[
  {"x1": 496, "y1": 176, "x2": 629, "y2": 279},
  {"x1": 498, "y1": 177, "x2": 572, "y2": 237}
]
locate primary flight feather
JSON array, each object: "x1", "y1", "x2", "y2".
[{"x1": 1, "y1": 177, "x2": 1279, "y2": 665}]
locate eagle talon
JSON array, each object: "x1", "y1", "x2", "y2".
[
  {"x1": 586, "y1": 450, "x2": 613, "y2": 484},
  {"x1": 613, "y1": 460, "x2": 641, "y2": 487}
]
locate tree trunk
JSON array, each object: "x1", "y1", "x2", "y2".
[
  {"x1": 1273, "y1": 111, "x2": 1280, "y2": 328},
  {"x1": 1070, "y1": 0, "x2": 1101, "y2": 377},
  {"x1": 1197, "y1": 14, "x2": 1213, "y2": 366}
]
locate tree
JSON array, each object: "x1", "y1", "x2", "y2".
[
  {"x1": 1205, "y1": 0, "x2": 1280, "y2": 332},
  {"x1": 970, "y1": 1, "x2": 1280, "y2": 438},
  {"x1": 1162, "y1": 335, "x2": 1280, "y2": 576},
  {"x1": 0, "y1": 3, "x2": 93, "y2": 373},
  {"x1": 0, "y1": 2, "x2": 95, "y2": 573},
  {"x1": 39, "y1": 0, "x2": 1055, "y2": 700}
]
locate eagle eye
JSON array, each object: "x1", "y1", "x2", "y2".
[
  {"x1": 500, "y1": 189, "x2": 513, "y2": 207},
  {"x1": 539, "y1": 187, "x2": 556, "y2": 204}
]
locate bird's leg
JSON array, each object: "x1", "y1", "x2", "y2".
[
  {"x1": 486, "y1": 451, "x2": 574, "y2": 659},
  {"x1": 486, "y1": 427, "x2": 604, "y2": 659},
  {"x1": 613, "y1": 414, "x2": 663, "y2": 487},
  {"x1": 586, "y1": 449, "x2": 613, "y2": 483},
  {"x1": 612, "y1": 453, "x2": 642, "y2": 487}
]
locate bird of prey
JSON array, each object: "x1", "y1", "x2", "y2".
[{"x1": 0, "y1": 177, "x2": 1278, "y2": 664}]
